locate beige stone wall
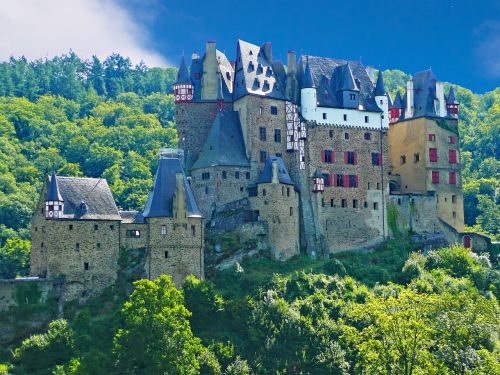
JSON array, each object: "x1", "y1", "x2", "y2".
[
  {"x1": 389, "y1": 195, "x2": 440, "y2": 234},
  {"x1": 233, "y1": 96, "x2": 289, "y2": 179},
  {"x1": 190, "y1": 166, "x2": 250, "y2": 219},
  {"x1": 146, "y1": 217, "x2": 204, "y2": 286},
  {"x1": 305, "y1": 124, "x2": 389, "y2": 252},
  {"x1": 388, "y1": 117, "x2": 464, "y2": 232},
  {"x1": 250, "y1": 183, "x2": 300, "y2": 260},
  {"x1": 120, "y1": 222, "x2": 149, "y2": 250}
]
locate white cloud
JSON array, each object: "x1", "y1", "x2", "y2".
[{"x1": 0, "y1": 0, "x2": 167, "y2": 66}]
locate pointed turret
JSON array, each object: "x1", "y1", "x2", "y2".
[
  {"x1": 338, "y1": 64, "x2": 359, "y2": 109},
  {"x1": 339, "y1": 64, "x2": 359, "y2": 92},
  {"x1": 389, "y1": 91, "x2": 404, "y2": 123},
  {"x1": 446, "y1": 86, "x2": 459, "y2": 118},
  {"x1": 300, "y1": 57, "x2": 317, "y2": 120},
  {"x1": 392, "y1": 91, "x2": 403, "y2": 108},
  {"x1": 373, "y1": 71, "x2": 386, "y2": 96},
  {"x1": 303, "y1": 58, "x2": 315, "y2": 88},
  {"x1": 45, "y1": 172, "x2": 64, "y2": 219},
  {"x1": 173, "y1": 55, "x2": 194, "y2": 103}
]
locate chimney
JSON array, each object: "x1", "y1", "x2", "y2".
[
  {"x1": 261, "y1": 42, "x2": 273, "y2": 62},
  {"x1": 271, "y1": 159, "x2": 279, "y2": 184},
  {"x1": 406, "y1": 79, "x2": 414, "y2": 118},
  {"x1": 205, "y1": 40, "x2": 216, "y2": 56},
  {"x1": 173, "y1": 172, "x2": 186, "y2": 219},
  {"x1": 435, "y1": 81, "x2": 446, "y2": 117},
  {"x1": 287, "y1": 50, "x2": 296, "y2": 74}
]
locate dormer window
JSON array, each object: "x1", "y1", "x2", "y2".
[
  {"x1": 226, "y1": 72, "x2": 231, "y2": 80},
  {"x1": 257, "y1": 64, "x2": 263, "y2": 74},
  {"x1": 266, "y1": 68, "x2": 272, "y2": 77},
  {"x1": 248, "y1": 62, "x2": 254, "y2": 72},
  {"x1": 263, "y1": 80, "x2": 270, "y2": 91},
  {"x1": 249, "y1": 50, "x2": 253, "y2": 55},
  {"x1": 349, "y1": 94, "x2": 356, "y2": 100},
  {"x1": 254, "y1": 78, "x2": 260, "y2": 89}
]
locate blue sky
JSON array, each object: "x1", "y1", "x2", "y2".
[
  {"x1": 1, "y1": 0, "x2": 499, "y2": 93},
  {"x1": 125, "y1": 0, "x2": 500, "y2": 93}
]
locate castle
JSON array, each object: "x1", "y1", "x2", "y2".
[{"x1": 23, "y1": 38, "x2": 485, "y2": 303}]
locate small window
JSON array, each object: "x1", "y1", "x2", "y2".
[
  {"x1": 84, "y1": 262, "x2": 89, "y2": 271},
  {"x1": 330, "y1": 199, "x2": 334, "y2": 207},
  {"x1": 161, "y1": 225, "x2": 167, "y2": 235},
  {"x1": 400, "y1": 155, "x2": 406, "y2": 164},
  {"x1": 69, "y1": 224, "x2": 73, "y2": 230},
  {"x1": 191, "y1": 225, "x2": 196, "y2": 236},
  {"x1": 259, "y1": 127, "x2": 267, "y2": 141},
  {"x1": 428, "y1": 134, "x2": 436, "y2": 142},
  {"x1": 205, "y1": 186, "x2": 209, "y2": 195},
  {"x1": 364, "y1": 116, "x2": 369, "y2": 123},
  {"x1": 322, "y1": 113, "x2": 327, "y2": 120},
  {"x1": 349, "y1": 175, "x2": 358, "y2": 188},
  {"x1": 323, "y1": 149, "x2": 334, "y2": 163},
  {"x1": 274, "y1": 129, "x2": 281, "y2": 143},
  {"x1": 372, "y1": 152, "x2": 381, "y2": 166},
  {"x1": 452, "y1": 195, "x2": 457, "y2": 203},
  {"x1": 222, "y1": 171, "x2": 227, "y2": 179},
  {"x1": 246, "y1": 172, "x2": 250, "y2": 179},
  {"x1": 364, "y1": 201, "x2": 368, "y2": 208},
  {"x1": 414, "y1": 153, "x2": 420, "y2": 163},
  {"x1": 353, "y1": 199, "x2": 358, "y2": 208},
  {"x1": 343, "y1": 114, "x2": 347, "y2": 121},
  {"x1": 235, "y1": 171, "x2": 240, "y2": 179},
  {"x1": 35, "y1": 227, "x2": 38, "y2": 232},
  {"x1": 364, "y1": 132, "x2": 371, "y2": 140},
  {"x1": 449, "y1": 171, "x2": 457, "y2": 185},
  {"x1": 336, "y1": 174, "x2": 344, "y2": 187},
  {"x1": 341, "y1": 199, "x2": 347, "y2": 208},
  {"x1": 262, "y1": 188, "x2": 266, "y2": 196},
  {"x1": 97, "y1": 243, "x2": 101, "y2": 249},
  {"x1": 429, "y1": 148, "x2": 438, "y2": 162},
  {"x1": 41, "y1": 242, "x2": 44, "y2": 248},
  {"x1": 345, "y1": 151, "x2": 356, "y2": 165},
  {"x1": 432, "y1": 171, "x2": 440, "y2": 184},
  {"x1": 110, "y1": 225, "x2": 115, "y2": 230},
  {"x1": 76, "y1": 243, "x2": 80, "y2": 251},
  {"x1": 350, "y1": 93, "x2": 356, "y2": 100},
  {"x1": 270, "y1": 106, "x2": 278, "y2": 115},
  {"x1": 344, "y1": 132, "x2": 349, "y2": 140},
  {"x1": 202, "y1": 172, "x2": 210, "y2": 180},
  {"x1": 126, "y1": 230, "x2": 141, "y2": 238},
  {"x1": 449, "y1": 136, "x2": 457, "y2": 144},
  {"x1": 453, "y1": 211, "x2": 457, "y2": 218},
  {"x1": 94, "y1": 224, "x2": 98, "y2": 231},
  {"x1": 377, "y1": 182, "x2": 381, "y2": 190},
  {"x1": 289, "y1": 207, "x2": 293, "y2": 216},
  {"x1": 323, "y1": 173, "x2": 332, "y2": 187},
  {"x1": 329, "y1": 130, "x2": 333, "y2": 138},
  {"x1": 260, "y1": 151, "x2": 267, "y2": 163},
  {"x1": 373, "y1": 202, "x2": 379, "y2": 210},
  {"x1": 287, "y1": 187, "x2": 290, "y2": 197},
  {"x1": 164, "y1": 251, "x2": 169, "y2": 258}
]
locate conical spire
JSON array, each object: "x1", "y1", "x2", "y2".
[
  {"x1": 392, "y1": 91, "x2": 403, "y2": 109},
  {"x1": 373, "y1": 70, "x2": 386, "y2": 96},
  {"x1": 339, "y1": 64, "x2": 359, "y2": 91},
  {"x1": 303, "y1": 57, "x2": 315, "y2": 88},
  {"x1": 447, "y1": 86, "x2": 458, "y2": 104},
  {"x1": 46, "y1": 172, "x2": 63, "y2": 202},
  {"x1": 174, "y1": 55, "x2": 192, "y2": 85}
]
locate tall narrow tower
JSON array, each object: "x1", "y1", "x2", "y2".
[{"x1": 173, "y1": 56, "x2": 194, "y2": 103}]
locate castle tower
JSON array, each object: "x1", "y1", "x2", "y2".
[
  {"x1": 338, "y1": 64, "x2": 359, "y2": 109},
  {"x1": 389, "y1": 91, "x2": 403, "y2": 123},
  {"x1": 173, "y1": 55, "x2": 194, "y2": 103},
  {"x1": 373, "y1": 71, "x2": 389, "y2": 127},
  {"x1": 201, "y1": 41, "x2": 218, "y2": 100},
  {"x1": 45, "y1": 172, "x2": 64, "y2": 219},
  {"x1": 446, "y1": 86, "x2": 459, "y2": 119},
  {"x1": 300, "y1": 58, "x2": 316, "y2": 120}
]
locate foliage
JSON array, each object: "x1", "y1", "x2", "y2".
[{"x1": 0, "y1": 237, "x2": 30, "y2": 278}]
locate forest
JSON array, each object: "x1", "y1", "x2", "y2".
[{"x1": 0, "y1": 54, "x2": 498, "y2": 374}]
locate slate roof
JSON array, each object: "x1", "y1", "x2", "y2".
[
  {"x1": 447, "y1": 86, "x2": 457, "y2": 104},
  {"x1": 373, "y1": 71, "x2": 386, "y2": 96},
  {"x1": 119, "y1": 211, "x2": 144, "y2": 224},
  {"x1": 392, "y1": 91, "x2": 403, "y2": 108},
  {"x1": 233, "y1": 39, "x2": 287, "y2": 101},
  {"x1": 256, "y1": 156, "x2": 294, "y2": 186},
  {"x1": 303, "y1": 59, "x2": 315, "y2": 88},
  {"x1": 174, "y1": 55, "x2": 192, "y2": 85},
  {"x1": 50, "y1": 176, "x2": 121, "y2": 221},
  {"x1": 143, "y1": 158, "x2": 201, "y2": 218},
  {"x1": 404, "y1": 69, "x2": 438, "y2": 118},
  {"x1": 297, "y1": 55, "x2": 382, "y2": 112},
  {"x1": 191, "y1": 111, "x2": 249, "y2": 170},
  {"x1": 46, "y1": 172, "x2": 63, "y2": 201},
  {"x1": 339, "y1": 64, "x2": 359, "y2": 91}
]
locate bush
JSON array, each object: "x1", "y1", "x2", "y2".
[{"x1": 324, "y1": 259, "x2": 347, "y2": 277}]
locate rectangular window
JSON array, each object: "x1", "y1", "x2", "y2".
[
  {"x1": 126, "y1": 230, "x2": 141, "y2": 238},
  {"x1": 322, "y1": 113, "x2": 327, "y2": 120},
  {"x1": 222, "y1": 171, "x2": 227, "y2": 179},
  {"x1": 259, "y1": 127, "x2": 266, "y2": 141},
  {"x1": 274, "y1": 129, "x2": 281, "y2": 143},
  {"x1": 344, "y1": 151, "x2": 357, "y2": 165},
  {"x1": 69, "y1": 224, "x2": 73, "y2": 230},
  {"x1": 110, "y1": 225, "x2": 115, "y2": 230},
  {"x1": 448, "y1": 149, "x2": 457, "y2": 164},
  {"x1": 449, "y1": 136, "x2": 457, "y2": 144},
  {"x1": 330, "y1": 199, "x2": 334, "y2": 207},
  {"x1": 432, "y1": 171, "x2": 440, "y2": 184},
  {"x1": 260, "y1": 151, "x2": 267, "y2": 163},
  {"x1": 41, "y1": 242, "x2": 44, "y2": 248},
  {"x1": 322, "y1": 149, "x2": 334, "y2": 163},
  {"x1": 414, "y1": 153, "x2": 420, "y2": 163},
  {"x1": 400, "y1": 155, "x2": 406, "y2": 164},
  {"x1": 323, "y1": 173, "x2": 332, "y2": 187},
  {"x1": 336, "y1": 174, "x2": 344, "y2": 187},
  {"x1": 76, "y1": 243, "x2": 80, "y2": 251},
  {"x1": 94, "y1": 224, "x2": 98, "y2": 231},
  {"x1": 97, "y1": 243, "x2": 101, "y2": 249},
  {"x1": 452, "y1": 195, "x2": 457, "y2": 203},
  {"x1": 84, "y1": 262, "x2": 89, "y2": 271},
  {"x1": 341, "y1": 199, "x2": 347, "y2": 208},
  {"x1": 202, "y1": 172, "x2": 210, "y2": 180},
  {"x1": 349, "y1": 175, "x2": 358, "y2": 188},
  {"x1": 270, "y1": 106, "x2": 278, "y2": 115},
  {"x1": 372, "y1": 152, "x2": 381, "y2": 166},
  {"x1": 429, "y1": 148, "x2": 438, "y2": 162},
  {"x1": 449, "y1": 171, "x2": 457, "y2": 185},
  {"x1": 161, "y1": 225, "x2": 167, "y2": 235},
  {"x1": 235, "y1": 171, "x2": 240, "y2": 179},
  {"x1": 353, "y1": 199, "x2": 358, "y2": 208},
  {"x1": 344, "y1": 132, "x2": 349, "y2": 140},
  {"x1": 246, "y1": 172, "x2": 250, "y2": 179},
  {"x1": 428, "y1": 134, "x2": 436, "y2": 141},
  {"x1": 289, "y1": 207, "x2": 293, "y2": 216},
  {"x1": 364, "y1": 132, "x2": 371, "y2": 140},
  {"x1": 373, "y1": 202, "x2": 379, "y2": 210},
  {"x1": 329, "y1": 130, "x2": 333, "y2": 138},
  {"x1": 343, "y1": 114, "x2": 347, "y2": 121},
  {"x1": 191, "y1": 225, "x2": 196, "y2": 236},
  {"x1": 364, "y1": 116, "x2": 369, "y2": 123},
  {"x1": 164, "y1": 251, "x2": 169, "y2": 259}
]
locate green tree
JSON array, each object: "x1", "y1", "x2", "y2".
[{"x1": 0, "y1": 237, "x2": 30, "y2": 278}]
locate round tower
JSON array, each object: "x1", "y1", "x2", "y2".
[{"x1": 300, "y1": 57, "x2": 317, "y2": 120}]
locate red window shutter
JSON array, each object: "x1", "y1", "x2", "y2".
[
  {"x1": 449, "y1": 149, "x2": 456, "y2": 164},
  {"x1": 344, "y1": 174, "x2": 349, "y2": 187},
  {"x1": 354, "y1": 152, "x2": 358, "y2": 165},
  {"x1": 429, "y1": 148, "x2": 437, "y2": 162},
  {"x1": 332, "y1": 151, "x2": 335, "y2": 163},
  {"x1": 329, "y1": 174, "x2": 333, "y2": 187},
  {"x1": 333, "y1": 174, "x2": 337, "y2": 187},
  {"x1": 321, "y1": 150, "x2": 325, "y2": 162},
  {"x1": 378, "y1": 153, "x2": 382, "y2": 166},
  {"x1": 432, "y1": 171, "x2": 440, "y2": 184},
  {"x1": 449, "y1": 172, "x2": 456, "y2": 185},
  {"x1": 355, "y1": 175, "x2": 359, "y2": 187},
  {"x1": 344, "y1": 152, "x2": 348, "y2": 164}
]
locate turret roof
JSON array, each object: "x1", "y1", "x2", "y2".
[
  {"x1": 392, "y1": 91, "x2": 403, "y2": 109},
  {"x1": 339, "y1": 64, "x2": 359, "y2": 91},
  {"x1": 46, "y1": 172, "x2": 63, "y2": 202},
  {"x1": 373, "y1": 70, "x2": 386, "y2": 96},
  {"x1": 303, "y1": 58, "x2": 315, "y2": 88},
  {"x1": 447, "y1": 86, "x2": 458, "y2": 104},
  {"x1": 256, "y1": 156, "x2": 294, "y2": 186},
  {"x1": 174, "y1": 55, "x2": 192, "y2": 85}
]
